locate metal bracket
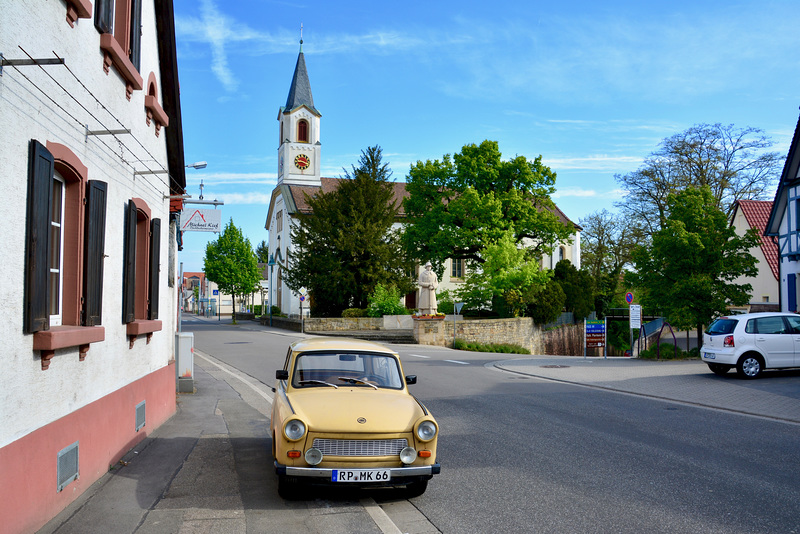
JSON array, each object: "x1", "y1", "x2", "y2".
[
  {"x1": 0, "y1": 53, "x2": 65, "y2": 76},
  {"x1": 85, "y1": 124, "x2": 131, "y2": 142}
]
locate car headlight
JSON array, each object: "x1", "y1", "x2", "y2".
[
  {"x1": 284, "y1": 419, "x2": 306, "y2": 441},
  {"x1": 415, "y1": 420, "x2": 437, "y2": 442},
  {"x1": 400, "y1": 446, "x2": 417, "y2": 465}
]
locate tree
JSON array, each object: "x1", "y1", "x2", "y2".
[
  {"x1": 455, "y1": 231, "x2": 551, "y2": 317},
  {"x1": 204, "y1": 219, "x2": 261, "y2": 324},
  {"x1": 554, "y1": 260, "x2": 594, "y2": 322},
  {"x1": 283, "y1": 146, "x2": 415, "y2": 317},
  {"x1": 255, "y1": 240, "x2": 269, "y2": 263},
  {"x1": 402, "y1": 140, "x2": 575, "y2": 272},
  {"x1": 579, "y1": 209, "x2": 640, "y2": 315},
  {"x1": 616, "y1": 123, "x2": 782, "y2": 235},
  {"x1": 525, "y1": 278, "x2": 566, "y2": 325},
  {"x1": 624, "y1": 186, "x2": 760, "y2": 342}
]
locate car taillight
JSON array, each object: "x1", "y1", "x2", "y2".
[{"x1": 724, "y1": 335, "x2": 734, "y2": 347}]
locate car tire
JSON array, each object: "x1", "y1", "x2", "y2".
[
  {"x1": 277, "y1": 474, "x2": 300, "y2": 500},
  {"x1": 707, "y1": 363, "x2": 731, "y2": 376},
  {"x1": 405, "y1": 479, "x2": 428, "y2": 498},
  {"x1": 736, "y1": 354, "x2": 763, "y2": 379}
]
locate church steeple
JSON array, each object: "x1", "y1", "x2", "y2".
[
  {"x1": 277, "y1": 33, "x2": 322, "y2": 187},
  {"x1": 284, "y1": 41, "x2": 318, "y2": 116}
]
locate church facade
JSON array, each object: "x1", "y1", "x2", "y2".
[{"x1": 265, "y1": 44, "x2": 581, "y2": 317}]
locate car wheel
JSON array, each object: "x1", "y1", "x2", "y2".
[
  {"x1": 707, "y1": 363, "x2": 731, "y2": 376},
  {"x1": 405, "y1": 479, "x2": 428, "y2": 498},
  {"x1": 277, "y1": 474, "x2": 300, "y2": 500},
  {"x1": 736, "y1": 354, "x2": 763, "y2": 379}
]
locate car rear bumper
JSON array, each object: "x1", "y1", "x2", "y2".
[
  {"x1": 275, "y1": 461, "x2": 441, "y2": 479},
  {"x1": 701, "y1": 350, "x2": 737, "y2": 365}
]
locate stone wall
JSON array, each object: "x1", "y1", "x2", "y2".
[{"x1": 300, "y1": 317, "x2": 383, "y2": 331}]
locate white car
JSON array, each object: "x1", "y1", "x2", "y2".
[{"x1": 701, "y1": 312, "x2": 800, "y2": 379}]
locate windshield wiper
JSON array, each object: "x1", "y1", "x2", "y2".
[
  {"x1": 338, "y1": 377, "x2": 378, "y2": 390},
  {"x1": 298, "y1": 380, "x2": 338, "y2": 389}
]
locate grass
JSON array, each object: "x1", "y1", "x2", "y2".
[{"x1": 454, "y1": 338, "x2": 530, "y2": 354}]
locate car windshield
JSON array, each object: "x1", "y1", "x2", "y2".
[
  {"x1": 706, "y1": 318, "x2": 738, "y2": 335},
  {"x1": 292, "y1": 351, "x2": 404, "y2": 390}
]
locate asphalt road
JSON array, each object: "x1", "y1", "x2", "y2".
[{"x1": 185, "y1": 318, "x2": 800, "y2": 534}]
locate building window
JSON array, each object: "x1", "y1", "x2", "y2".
[
  {"x1": 559, "y1": 246, "x2": 566, "y2": 263},
  {"x1": 277, "y1": 210, "x2": 283, "y2": 233},
  {"x1": 96, "y1": 0, "x2": 144, "y2": 98},
  {"x1": 762, "y1": 295, "x2": 770, "y2": 303},
  {"x1": 123, "y1": 198, "x2": 163, "y2": 345},
  {"x1": 297, "y1": 120, "x2": 309, "y2": 143},
  {"x1": 25, "y1": 141, "x2": 107, "y2": 368},
  {"x1": 451, "y1": 258, "x2": 464, "y2": 280}
]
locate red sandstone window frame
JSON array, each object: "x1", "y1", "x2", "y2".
[
  {"x1": 95, "y1": 0, "x2": 144, "y2": 100},
  {"x1": 297, "y1": 119, "x2": 309, "y2": 143}
]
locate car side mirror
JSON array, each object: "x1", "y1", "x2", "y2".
[
  {"x1": 405, "y1": 375, "x2": 417, "y2": 385},
  {"x1": 276, "y1": 370, "x2": 288, "y2": 380}
]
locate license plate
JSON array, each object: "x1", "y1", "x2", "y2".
[
  {"x1": 704, "y1": 352, "x2": 715, "y2": 360},
  {"x1": 332, "y1": 469, "x2": 391, "y2": 482}
]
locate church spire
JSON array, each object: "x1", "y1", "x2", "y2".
[{"x1": 284, "y1": 29, "x2": 318, "y2": 116}]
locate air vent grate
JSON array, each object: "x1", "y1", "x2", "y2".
[
  {"x1": 135, "y1": 400, "x2": 146, "y2": 432},
  {"x1": 57, "y1": 441, "x2": 79, "y2": 492}
]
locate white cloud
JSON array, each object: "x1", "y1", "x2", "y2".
[
  {"x1": 552, "y1": 187, "x2": 626, "y2": 200},
  {"x1": 544, "y1": 155, "x2": 643, "y2": 172}
]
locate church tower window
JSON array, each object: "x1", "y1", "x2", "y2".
[{"x1": 297, "y1": 119, "x2": 309, "y2": 143}]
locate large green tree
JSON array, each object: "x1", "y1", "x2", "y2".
[
  {"x1": 255, "y1": 240, "x2": 269, "y2": 263},
  {"x1": 402, "y1": 140, "x2": 575, "y2": 272},
  {"x1": 579, "y1": 209, "x2": 640, "y2": 316},
  {"x1": 554, "y1": 260, "x2": 594, "y2": 322},
  {"x1": 624, "y1": 186, "x2": 760, "y2": 342},
  {"x1": 283, "y1": 146, "x2": 415, "y2": 317},
  {"x1": 616, "y1": 123, "x2": 782, "y2": 236},
  {"x1": 204, "y1": 219, "x2": 262, "y2": 324}
]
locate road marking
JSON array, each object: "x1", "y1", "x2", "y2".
[
  {"x1": 361, "y1": 498, "x2": 402, "y2": 534},
  {"x1": 408, "y1": 354, "x2": 431, "y2": 358},
  {"x1": 445, "y1": 359, "x2": 469, "y2": 365},
  {"x1": 195, "y1": 351, "x2": 274, "y2": 405}
]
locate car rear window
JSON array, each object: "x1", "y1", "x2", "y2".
[{"x1": 706, "y1": 318, "x2": 738, "y2": 335}]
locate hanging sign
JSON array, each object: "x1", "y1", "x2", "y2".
[
  {"x1": 630, "y1": 304, "x2": 642, "y2": 330},
  {"x1": 182, "y1": 209, "x2": 221, "y2": 232}
]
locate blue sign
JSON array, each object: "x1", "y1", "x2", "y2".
[
  {"x1": 625, "y1": 292, "x2": 634, "y2": 304},
  {"x1": 213, "y1": 289, "x2": 219, "y2": 295}
]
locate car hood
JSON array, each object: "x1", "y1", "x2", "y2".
[{"x1": 289, "y1": 388, "x2": 425, "y2": 434}]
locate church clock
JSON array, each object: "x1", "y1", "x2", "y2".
[{"x1": 294, "y1": 154, "x2": 310, "y2": 170}]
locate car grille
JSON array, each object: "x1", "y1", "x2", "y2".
[{"x1": 312, "y1": 438, "x2": 408, "y2": 457}]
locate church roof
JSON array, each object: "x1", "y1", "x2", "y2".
[{"x1": 283, "y1": 43, "x2": 319, "y2": 116}]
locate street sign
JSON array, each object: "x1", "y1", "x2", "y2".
[
  {"x1": 455, "y1": 302, "x2": 464, "y2": 314},
  {"x1": 625, "y1": 292, "x2": 634, "y2": 304},
  {"x1": 213, "y1": 289, "x2": 219, "y2": 295},
  {"x1": 630, "y1": 304, "x2": 642, "y2": 329},
  {"x1": 585, "y1": 319, "x2": 606, "y2": 348}
]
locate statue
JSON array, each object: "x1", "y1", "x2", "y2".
[{"x1": 417, "y1": 262, "x2": 439, "y2": 315}]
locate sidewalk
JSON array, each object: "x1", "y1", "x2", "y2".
[{"x1": 493, "y1": 356, "x2": 800, "y2": 423}]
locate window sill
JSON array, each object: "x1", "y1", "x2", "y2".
[
  {"x1": 65, "y1": 0, "x2": 91, "y2": 27},
  {"x1": 127, "y1": 319, "x2": 162, "y2": 348},
  {"x1": 33, "y1": 325, "x2": 105, "y2": 370},
  {"x1": 144, "y1": 95, "x2": 169, "y2": 135},
  {"x1": 99, "y1": 33, "x2": 144, "y2": 99}
]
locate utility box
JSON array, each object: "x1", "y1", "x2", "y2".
[{"x1": 175, "y1": 332, "x2": 194, "y2": 393}]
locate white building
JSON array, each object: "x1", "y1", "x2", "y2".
[
  {"x1": 0, "y1": 1, "x2": 186, "y2": 531},
  {"x1": 265, "y1": 43, "x2": 580, "y2": 316}
]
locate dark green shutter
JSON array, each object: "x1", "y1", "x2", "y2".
[
  {"x1": 129, "y1": 0, "x2": 142, "y2": 71},
  {"x1": 148, "y1": 218, "x2": 161, "y2": 320},
  {"x1": 24, "y1": 140, "x2": 54, "y2": 334},
  {"x1": 122, "y1": 201, "x2": 137, "y2": 323},
  {"x1": 94, "y1": 0, "x2": 113, "y2": 33},
  {"x1": 83, "y1": 180, "x2": 107, "y2": 326}
]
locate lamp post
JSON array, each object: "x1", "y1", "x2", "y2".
[{"x1": 268, "y1": 254, "x2": 276, "y2": 327}]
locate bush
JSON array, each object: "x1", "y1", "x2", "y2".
[
  {"x1": 367, "y1": 285, "x2": 410, "y2": 317},
  {"x1": 639, "y1": 342, "x2": 694, "y2": 360},
  {"x1": 342, "y1": 308, "x2": 368, "y2": 318},
  {"x1": 253, "y1": 305, "x2": 262, "y2": 316},
  {"x1": 454, "y1": 338, "x2": 530, "y2": 354}
]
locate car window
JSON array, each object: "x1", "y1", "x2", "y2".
[
  {"x1": 292, "y1": 352, "x2": 403, "y2": 389},
  {"x1": 707, "y1": 318, "x2": 738, "y2": 335},
  {"x1": 785, "y1": 316, "x2": 800, "y2": 334},
  {"x1": 747, "y1": 316, "x2": 787, "y2": 335}
]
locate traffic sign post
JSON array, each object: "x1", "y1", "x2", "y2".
[
  {"x1": 585, "y1": 319, "x2": 607, "y2": 359},
  {"x1": 629, "y1": 304, "x2": 642, "y2": 357}
]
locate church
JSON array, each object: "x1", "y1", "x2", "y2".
[{"x1": 265, "y1": 42, "x2": 581, "y2": 318}]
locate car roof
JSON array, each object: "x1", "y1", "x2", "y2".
[
  {"x1": 290, "y1": 336, "x2": 398, "y2": 355},
  {"x1": 716, "y1": 312, "x2": 800, "y2": 320}
]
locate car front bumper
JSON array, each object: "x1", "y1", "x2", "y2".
[{"x1": 275, "y1": 461, "x2": 441, "y2": 481}]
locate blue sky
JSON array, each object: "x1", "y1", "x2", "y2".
[{"x1": 173, "y1": 0, "x2": 800, "y2": 273}]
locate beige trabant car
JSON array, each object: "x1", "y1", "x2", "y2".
[{"x1": 271, "y1": 337, "x2": 440, "y2": 498}]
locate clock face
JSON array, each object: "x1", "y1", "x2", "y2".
[{"x1": 294, "y1": 154, "x2": 310, "y2": 170}]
